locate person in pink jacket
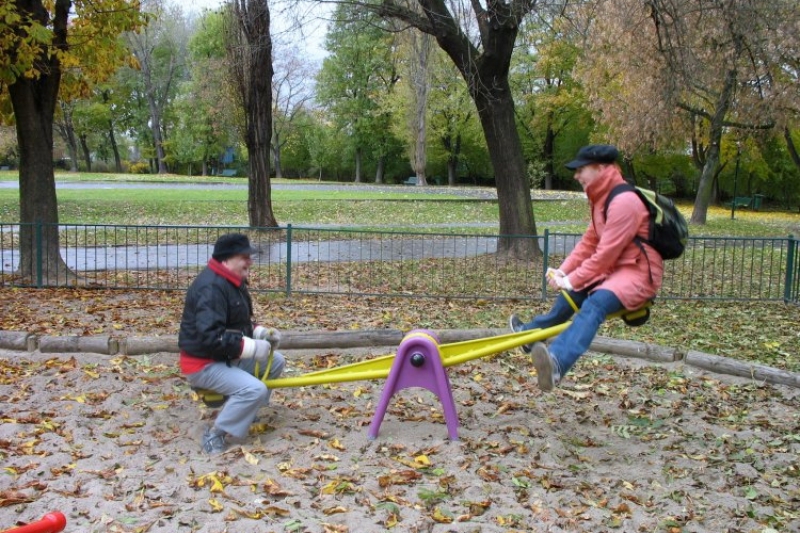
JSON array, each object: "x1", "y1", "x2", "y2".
[{"x1": 509, "y1": 144, "x2": 663, "y2": 391}]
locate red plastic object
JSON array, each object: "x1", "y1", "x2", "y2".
[{"x1": 1, "y1": 512, "x2": 67, "y2": 533}]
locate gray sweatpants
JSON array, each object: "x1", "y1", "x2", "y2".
[{"x1": 185, "y1": 352, "x2": 285, "y2": 438}]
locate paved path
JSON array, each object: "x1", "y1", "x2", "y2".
[
  {"x1": 0, "y1": 181, "x2": 584, "y2": 272},
  {"x1": 0, "y1": 232, "x2": 581, "y2": 272}
]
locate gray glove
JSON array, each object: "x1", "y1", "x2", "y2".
[
  {"x1": 253, "y1": 326, "x2": 281, "y2": 348},
  {"x1": 240, "y1": 337, "x2": 271, "y2": 363}
]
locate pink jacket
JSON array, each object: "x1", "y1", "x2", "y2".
[{"x1": 560, "y1": 165, "x2": 663, "y2": 310}]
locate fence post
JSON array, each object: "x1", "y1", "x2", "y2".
[
  {"x1": 285, "y1": 224, "x2": 292, "y2": 297},
  {"x1": 541, "y1": 228, "x2": 550, "y2": 302},
  {"x1": 785, "y1": 234, "x2": 796, "y2": 304}
]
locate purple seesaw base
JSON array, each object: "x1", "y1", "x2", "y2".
[{"x1": 368, "y1": 329, "x2": 460, "y2": 441}]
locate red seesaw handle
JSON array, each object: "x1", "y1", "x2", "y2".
[{"x1": 1, "y1": 512, "x2": 67, "y2": 533}]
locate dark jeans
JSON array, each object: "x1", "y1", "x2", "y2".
[{"x1": 521, "y1": 289, "x2": 623, "y2": 377}]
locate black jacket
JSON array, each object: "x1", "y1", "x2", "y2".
[{"x1": 178, "y1": 260, "x2": 254, "y2": 361}]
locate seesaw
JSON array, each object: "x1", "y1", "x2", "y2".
[{"x1": 193, "y1": 303, "x2": 651, "y2": 441}]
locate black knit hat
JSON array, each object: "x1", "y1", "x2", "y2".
[
  {"x1": 212, "y1": 233, "x2": 257, "y2": 261},
  {"x1": 565, "y1": 144, "x2": 619, "y2": 170}
]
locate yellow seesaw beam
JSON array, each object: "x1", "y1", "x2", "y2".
[{"x1": 262, "y1": 304, "x2": 650, "y2": 389}]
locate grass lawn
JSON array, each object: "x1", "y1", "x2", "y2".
[{"x1": 1, "y1": 171, "x2": 798, "y2": 236}]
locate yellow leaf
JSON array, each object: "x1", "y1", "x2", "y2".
[
  {"x1": 20, "y1": 440, "x2": 37, "y2": 454},
  {"x1": 244, "y1": 450, "x2": 259, "y2": 466},
  {"x1": 83, "y1": 369, "x2": 100, "y2": 378},
  {"x1": 393, "y1": 456, "x2": 420, "y2": 469},
  {"x1": 208, "y1": 499, "x2": 224, "y2": 512},
  {"x1": 473, "y1": 374, "x2": 483, "y2": 382},
  {"x1": 323, "y1": 505, "x2": 348, "y2": 515},
  {"x1": 210, "y1": 476, "x2": 226, "y2": 493},
  {"x1": 328, "y1": 438, "x2": 345, "y2": 451},
  {"x1": 432, "y1": 507, "x2": 453, "y2": 523},
  {"x1": 414, "y1": 454, "x2": 430, "y2": 466},
  {"x1": 320, "y1": 480, "x2": 339, "y2": 495}
]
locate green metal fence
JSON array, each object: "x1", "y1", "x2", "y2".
[{"x1": 1, "y1": 222, "x2": 797, "y2": 303}]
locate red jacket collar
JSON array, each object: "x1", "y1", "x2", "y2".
[{"x1": 208, "y1": 258, "x2": 243, "y2": 287}]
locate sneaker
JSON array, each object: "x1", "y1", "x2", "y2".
[
  {"x1": 509, "y1": 314, "x2": 532, "y2": 354},
  {"x1": 531, "y1": 343, "x2": 561, "y2": 392},
  {"x1": 201, "y1": 426, "x2": 228, "y2": 455}
]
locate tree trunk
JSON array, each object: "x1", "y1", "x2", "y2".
[
  {"x1": 421, "y1": 0, "x2": 537, "y2": 257},
  {"x1": 57, "y1": 102, "x2": 80, "y2": 172},
  {"x1": 145, "y1": 83, "x2": 168, "y2": 174},
  {"x1": 272, "y1": 132, "x2": 283, "y2": 179},
  {"x1": 374, "y1": 155, "x2": 385, "y2": 184},
  {"x1": 128, "y1": 35, "x2": 168, "y2": 174},
  {"x1": 79, "y1": 133, "x2": 92, "y2": 172},
  {"x1": 245, "y1": 41, "x2": 275, "y2": 228},
  {"x1": 690, "y1": 69, "x2": 736, "y2": 225},
  {"x1": 445, "y1": 134, "x2": 460, "y2": 186},
  {"x1": 8, "y1": 0, "x2": 74, "y2": 285},
  {"x1": 229, "y1": 0, "x2": 277, "y2": 228},
  {"x1": 100, "y1": 89, "x2": 123, "y2": 173},
  {"x1": 410, "y1": 31, "x2": 433, "y2": 186},
  {"x1": 784, "y1": 126, "x2": 800, "y2": 171},
  {"x1": 542, "y1": 118, "x2": 556, "y2": 190},
  {"x1": 354, "y1": 146, "x2": 363, "y2": 183},
  {"x1": 473, "y1": 85, "x2": 539, "y2": 258},
  {"x1": 108, "y1": 121, "x2": 122, "y2": 173},
  {"x1": 368, "y1": 0, "x2": 539, "y2": 257}
]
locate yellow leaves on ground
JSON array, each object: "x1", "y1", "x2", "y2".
[
  {"x1": 319, "y1": 476, "x2": 357, "y2": 496},
  {"x1": 207, "y1": 498, "x2": 224, "y2": 513},
  {"x1": 242, "y1": 449, "x2": 259, "y2": 466},
  {"x1": 431, "y1": 507, "x2": 453, "y2": 523},
  {"x1": 189, "y1": 471, "x2": 232, "y2": 494}
]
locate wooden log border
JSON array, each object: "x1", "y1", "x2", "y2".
[{"x1": 0, "y1": 328, "x2": 797, "y2": 389}]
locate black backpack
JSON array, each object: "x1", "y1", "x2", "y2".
[{"x1": 604, "y1": 183, "x2": 689, "y2": 260}]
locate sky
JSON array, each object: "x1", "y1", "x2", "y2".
[{"x1": 179, "y1": 0, "x2": 330, "y2": 61}]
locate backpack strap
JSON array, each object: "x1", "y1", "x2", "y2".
[
  {"x1": 603, "y1": 183, "x2": 654, "y2": 284},
  {"x1": 604, "y1": 183, "x2": 638, "y2": 219}
]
